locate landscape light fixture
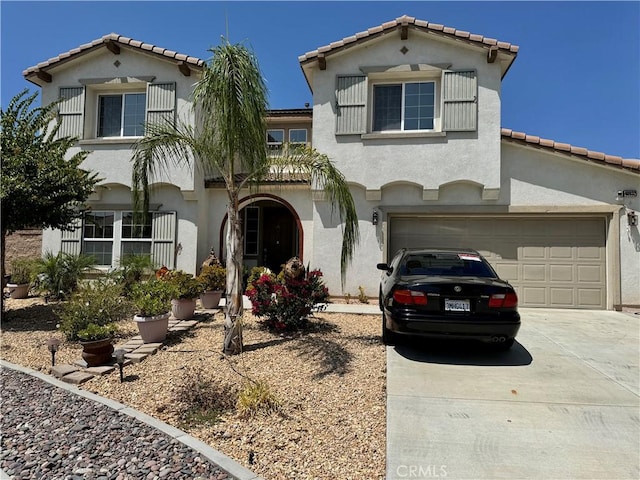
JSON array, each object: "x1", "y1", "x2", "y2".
[
  {"x1": 46, "y1": 338, "x2": 60, "y2": 366},
  {"x1": 114, "y1": 349, "x2": 126, "y2": 383}
]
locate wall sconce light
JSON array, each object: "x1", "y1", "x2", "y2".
[
  {"x1": 628, "y1": 210, "x2": 638, "y2": 227},
  {"x1": 372, "y1": 210, "x2": 379, "y2": 225},
  {"x1": 46, "y1": 338, "x2": 61, "y2": 367},
  {"x1": 114, "y1": 349, "x2": 126, "y2": 383}
]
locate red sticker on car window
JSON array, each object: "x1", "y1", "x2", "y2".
[{"x1": 458, "y1": 254, "x2": 481, "y2": 261}]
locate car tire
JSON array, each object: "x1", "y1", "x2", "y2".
[
  {"x1": 381, "y1": 313, "x2": 396, "y2": 346},
  {"x1": 492, "y1": 337, "x2": 515, "y2": 351}
]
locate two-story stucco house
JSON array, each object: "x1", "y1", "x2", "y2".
[{"x1": 24, "y1": 15, "x2": 639, "y2": 309}]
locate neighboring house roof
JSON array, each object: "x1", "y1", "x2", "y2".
[
  {"x1": 23, "y1": 33, "x2": 205, "y2": 86},
  {"x1": 299, "y1": 14, "x2": 519, "y2": 78},
  {"x1": 501, "y1": 128, "x2": 640, "y2": 173},
  {"x1": 267, "y1": 108, "x2": 313, "y2": 118}
]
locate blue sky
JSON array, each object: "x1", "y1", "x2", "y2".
[{"x1": 1, "y1": 1, "x2": 639, "y2": 159}]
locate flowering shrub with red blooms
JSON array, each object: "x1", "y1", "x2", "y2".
[{"x1": 245, "y1": 268, "x2": 330, "y2": 331}]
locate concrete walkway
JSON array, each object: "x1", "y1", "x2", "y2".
[{"x1": 386, "y1": 308, "x2": 640, "y2": 479}]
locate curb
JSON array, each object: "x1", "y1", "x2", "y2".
[{"x1": 0, "y1": 360, "x2": 263, "y2": 480}]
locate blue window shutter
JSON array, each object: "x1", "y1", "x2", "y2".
[
  {"x1": 442, "y1": 70, "x2": 477, "y2": 132},
  {"x1": 336, "y1": 75, "x2": 367, "y2": 134},
  {"x1": 146, "y1": 82, "x2": 176, "y2": 128},
  {"x1": 58, "y1": 87, "x2": 85, "y2": 139},
  {"x1": 60, "y1": 217, "x2": 82, "y2": 255},
  {"x1": 152, "y1": 211, "x2": 176, "y2": 269}
]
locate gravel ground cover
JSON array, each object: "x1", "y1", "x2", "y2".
[{"x1": 1, "y1": 297, "x2": 386, "y2": 480}]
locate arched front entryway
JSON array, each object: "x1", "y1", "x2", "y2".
[{"x1": 219, "y1": 194, "x2": 303, "y2": 274}]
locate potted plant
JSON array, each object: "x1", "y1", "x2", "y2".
[
  {"x1": 57, "y1": 279, "x2": 132, "y2": 367},
  {"x1": 197, "y1": 264, "x2": 226, "y2": 309},
  {"x1": 6, "y1": 258, "x2": 36, "y2": 299},
  {"x1": 130, "y1": 279, "x2": 174, "y2": 343},
  {"x1": 161, "y1": 270, "x2": 204, "y2": 320}
]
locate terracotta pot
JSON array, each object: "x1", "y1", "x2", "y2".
[
  {"x1": 134, "y1": 312, "x2": 170, "y2": 343},
  {"x1": 200, "y1": 290, "x2": 223, "y2": 309},
  {"x1": 79, "y1": 338, "x2": 114, "y2": 367},
  {"x1": 171, "y1": 298, "x2": 196, "y2": 320},
  {"x1": 7, "y1": 283, "x2": 29, "y2": 299}
]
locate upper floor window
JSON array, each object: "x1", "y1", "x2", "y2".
[
  {"x1": 97, "y1": 93, "x2": 146, "y2": 137},
  {"x1": 335, "y1": 70, "x2": 477, "y2": 136},
  {"x1": 289, "y1": 129, "x2": 307, "y2": 144},
  {"x1": 267, "y1": 129, "x2": 284, "y2": 151},
  {"x1": 373, "y1": 82, "x2": 435, "y2": 132}
]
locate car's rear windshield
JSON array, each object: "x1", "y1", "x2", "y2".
[{"x1": 400, "y1": 253, "x2": 496, "y2": 277}]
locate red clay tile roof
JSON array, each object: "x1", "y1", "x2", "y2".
[
  {"x1": 299, "y1": 14, "x2": 519, "y2": 64},
  {"x1": 501, "y1": 128, "x2": 640, "y2": 173},
  {"x1": 23, "y1": 33, "x2": 205, "y2": 83}
]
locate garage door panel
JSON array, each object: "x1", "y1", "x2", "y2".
[
  {"x1": 577, "y1": 246, "x2": 603, "y2": 260},
  {"x1": 549, "y1": 246, "x2": 573, "y2": 259},
  {"x1": 578, "y1": 289, "x2": 604, "y2": 307},
  {"x1": 389, "y1": 217, "x2": 606, "y2": 309},
  {"x1": 577, "y1": 265, "x2": 603, "y2": 283},
  {"x1": 549, "y1": 264, "x2": 573, "y2": 282},
  {"x1": 494, "y1": 263, "x2": 519, "y2": 282},
  {"x1": 550, "y1": 288, "x2": 575, "y2": 306},
  {"x1": 522, "y1": 287, "x2": 547, "y2": 306},
  {"x1": 523, "y1": 264, "x2": 546, "y2": 281}
]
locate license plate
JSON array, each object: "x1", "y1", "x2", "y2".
[{"x1": 445, "y1": 299, "x2": 470, "y2": 312}]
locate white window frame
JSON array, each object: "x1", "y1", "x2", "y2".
[
  {"x1": 82, "y1": 211, "x2": 115, "y2": 267},
  {"x1": 266, "y1": 129, "x2": 285, "y2": 155},
  {"x1": 289, "y1": 128, "x2": 307, "y2": 145},
  {"x1": 371, "y1": 80, "x2": 438, "y2": 133},
  {"x1": 120, "y1": 211, "x2": 153, "y2": 258},
  {"x1": 78, "y1": 210, "x2": 174, "y2": 269},
  {"x1": 96, "y1": 92, "x2": 146, "y2": 138}
]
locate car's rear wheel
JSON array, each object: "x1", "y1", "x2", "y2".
[{"x1": 381, "y1": 313, "x2": 396, "y2": 345}]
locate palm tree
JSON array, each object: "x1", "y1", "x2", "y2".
[{"x1": 132, "y1": 40, "x2": 359, "y2": 355}]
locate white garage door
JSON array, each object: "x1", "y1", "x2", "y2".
[{"x1": 389, "y1": 216, "x2": 607, "y2": 309}]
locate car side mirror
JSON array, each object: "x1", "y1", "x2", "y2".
[{"x1": 376, "y1": 263, "x2": 392, "y2": 272}]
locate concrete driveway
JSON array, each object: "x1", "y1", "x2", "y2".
[{"x1": 386, "y1": 309, "x2": 639, "y2": 480}]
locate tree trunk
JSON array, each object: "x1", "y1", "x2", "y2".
[
  {"x1": 1, "y1": 231, "x2": 5, "y2": 313},
  {"x1": 223, "y1": 191, "x2": 244, "y2": 355}
]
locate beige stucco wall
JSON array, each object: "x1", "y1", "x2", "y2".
[{"x1": 310, "y1": 31, "x2": 504, "y2": 193}]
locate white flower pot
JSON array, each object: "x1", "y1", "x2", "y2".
[
  {"x1": 7, "y1": 283, "x2": 29, "y2": 299},
  {"x1": 171, "y1": 298, "x2": 197, "y2": 320},
  {"x1": 134, "y1": 312, "x2": 170, "y2": 343},
  {"x1": 200, "y1": 290, "x2": 223, "y2": 309}
]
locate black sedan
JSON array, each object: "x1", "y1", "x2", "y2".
[{"x1": 377, "y1": 248, "x2": 520, "y2": 350}]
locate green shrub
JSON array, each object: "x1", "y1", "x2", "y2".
[
  {"x1": 114, "y1": 254, "x2": 156, "y2": 295},
  {"x1": 77, "y1": 322, "x2": 118, "y2": 341},
  {"x1": 8, "y1": 258, "x2": 38, "y2": 285},
  {"x1": 57, "y1": 279, "x2": 131, "y2": 341},
  {"x1": 35, "y1": 252, "x2": 94, "y2": 299},
  {"x1": 161, "y1": 270, "x2": 203, "y2": 299},
  {"x1": 130, "y1": 279, "x2": 174, "y2": 317},
  {"x1": 197, "y1": 264, "x2": 226, "y2": 291},
  {"x1": 245, "y1": 267, "x2": 329, "y2": 331}
]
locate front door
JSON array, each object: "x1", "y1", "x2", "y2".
[
  {"x1": 262, "y1": 205, "x2": 295, "y2": 272},
  {"x1": 240, "y1": 200, "x2": 299, "y2": 274}
]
